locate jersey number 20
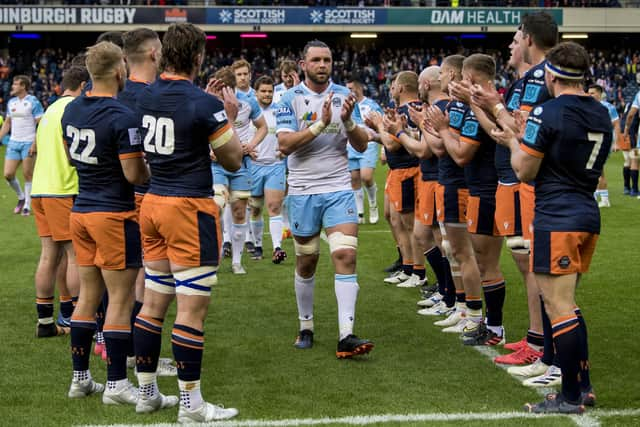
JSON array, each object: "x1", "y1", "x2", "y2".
[{"x1": 142, "y1": 115, "x2": 175, "y2": 155}]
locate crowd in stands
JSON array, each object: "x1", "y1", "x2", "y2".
[
  {"x1": 0, "y1": 1, "x2": 626, "y2": 7},
  {"x1": 1, "y1": 44, "x2": 638, "y2": 116}
]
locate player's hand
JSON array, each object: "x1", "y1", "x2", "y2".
[
  {"x1": 449, "y1": 80, "x2": 472, "y2": 105},
  {"x1": 425, "y1": 105, "x2": 449, "y2": 132},
  {"x1": 222, "y1": 87, "x2": 239, "y2": 122},
  {"x1": 383, "y1": 113, "x2": 404, "y2": 136},
  {"x1": 321, "y1": 91, "x2": 334, "y2": 126},
  {"x1": 408, "y1": 104, "x2": 427, "y2": 131},
  {"x1": 365, "y1": 111, "x2": 384, "y2": 132},
  {"x1": 206, "y1": 77, "x2": 225, "y2": 99},
  {"x1": 491, "y1": 116, "x2": 517, "y2": 147},
  {"x1": 471, "y1": 84, "x2": 501, "y2": 113},
  {"x1": 341, "y1": 93, "x2": 358, "y2": 123},
  {"x1": 288, "y1": 70, "x2": 300, "y2": 87},
  {"x1": 513, "y1": 109, "x2": 526, "y2": 140}
]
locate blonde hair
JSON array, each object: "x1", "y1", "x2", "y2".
[{"x1": 86, "y1": 41, "x2": 123, "y2": 82}]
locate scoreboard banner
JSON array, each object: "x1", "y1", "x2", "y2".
[{"x1": 0, "y1": 6, "x2": 562, "y2": 27}]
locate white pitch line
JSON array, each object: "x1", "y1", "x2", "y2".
[{"x1": 76, "y1": 408, "x2": 640, "y2": 427}]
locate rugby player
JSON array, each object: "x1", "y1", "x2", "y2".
[
  {"x1": 276, "y1": 40, "x2": 374, "y2": 358},
  {"x1": 134, "y1": 23, "x2": 242, "y2": 421}
]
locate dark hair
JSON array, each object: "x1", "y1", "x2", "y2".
[
  {"x1": 62, "y1": 66, "x2": 89, "y2": 91},
  {"x1": 442, "y1": 54, "x2": 465, "y2": 80},
  {"x1": 463, "y1": 54, "x2": 496, "y2": 80},
  {"x1": 13, "y1": 75, "x2": 30, "y2": 91},
  {"x1": 96, "y1": 31, "x2": 124, "y2": 48},
  {"x1": 123, "y1": 28, "x2": 159, "y2": 64},
  {"x1": 278, "y1": 59, "x2": 297, "y2": 74},
  {"x1": 254, "y1": 75, "x2": 274, "y2": 90},
  {"x1": 303, "y1": 40, "x2": 330, "y2": 59},
  {"x1": 71, "y1": 52, "x2": 87, "y2": 67},
  {"x1": 214, "y1": 66, "x2": 236, "y2": 88},
  {"x1": 520, "y1": 12, "x2": 558, "y2": 51},
  {"x1": 346, "y1": 76, "x2": 363, "y2": 89},
  {"x1": 588, "y1": 84, "x2": 604, "y2": 94},
  {"x1": 161, "y1": 23, "x2": 206, "y2": 76},
  {"x1": 546, "y1": 42, "x2": 590, "y2": 85}
]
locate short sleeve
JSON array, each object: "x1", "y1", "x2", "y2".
[
  {"x1": 249, "y1": 97, "x2": 263, "y2": 121},
  {"x1": 6, "y1": 100, "x2": 13, "y2": 118},
  {"x1": 633, "y1": 92, "x2": 640, "y2": 109},
  {"x1": 275, "y1": 93, "x2": 298, "y2": 133},
  {"x1": 460, "y1": 111, "x2": 481, "y2": 146},
  {"x1": 201, "y1": 95, "x2": 233, "y2": 149},
  {"x1": 521, "y1": 107, "x2": 553, "y2": 159},
  {"x1": 608, "y1": 104, "x2": 619, "y2": 122},
  {"x1": 116, "y1": 111, "x2": 144, "y2": 160},
  {"x1": 520, "y1": 69, "x2": 551, "y2": 112},
  {"x1": 31, "y1": 97, "x2": 44, "y2": 119}
]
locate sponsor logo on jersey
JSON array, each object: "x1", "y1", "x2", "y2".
[{"x1": 302, "y1": 112, "x2": 317, "y2": 121}]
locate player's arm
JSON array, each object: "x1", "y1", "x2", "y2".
[
  {"x1": 0, "y1": 116, "x2": 11, "y2": 139},
  {"x1": 247, "y1": 115, "x2": 268, "y2": 150},
  {"x1": 426, "y1": 106, "x2": 477, "y2": 166},
  {"x1": 491, "y1": 116, "x2": 542, "y2": 182},
  {"x1": 384, "y1": 111, "x2": 431, "y2": 159},
  {"x1": 624, "y1": 106, "x2": 638, "y2": 136},
  {"x1": 277, "y1": 92, "x2": 332, "y2": 156},
  {"x1": 211, "y1": 123, "x2": 242, "y2": 172},
  {"x1": 364, "y1": 110, "x2": 402, "y2": 152},
  {"x1": 612, "y1": 118, "x2": 621, "y2": 150},
  {"x1": 120, "y1": 156, "x2": 150, "y2": 186},
  {"x1": 342, "y1": 93, "x2": 369, "y2": 153}
]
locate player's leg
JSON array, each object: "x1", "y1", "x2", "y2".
[
  {"x1": 68, "y1": 213, "x2": 105, "y2": 399},
  {"x1": 229, "y1": 161, "x2": 252, "y2": 273},
  {"x1": 595, "y1": 172, "x2": 610, "y2": 207},
  {"x1": 324, "y1": 190, "x2": 373, "y2": 358},
  {"x1": 35, "y1": 236, "x2": 66, "y2": 337},
  {"x1": 248, "y1": 196, "x2": 264, "y2": 259},
  {"x1": 213, "y1": 163, "x2": 232, "y2": 258},
  {"x1": 20, "y1": 142, "x2": 35, "y2": 215},
  {"x1": 264, "y1": 180, "x2": 286, "y2": 264},
  {"x1": 631, "y1": 150, "x2": 639, "y2": 196},
  {"x1": 622, "y1": 150, "x2": 631, "y2": 194},
  {"x1": 361, "y1": 143, "x2": 379, "y2": 224},
  {"x1": 384, "y1": 169, "x2": 416, "y2": 284},
  {"x1": 351, "y1": 168, "x2": 365, "y2": 224},
  {"x1": 3, "y1": 147, "x2": 24, "y2": 213},
  {"x1": 383, "y1": 190, "x2": 402, "y2": 273},
  {"x1": 134, "y1": 194, "x2": 180, "y2": 414}
]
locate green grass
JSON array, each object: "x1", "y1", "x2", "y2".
[{"x1": 0, "y1": 147, "x2": 638, "y2": 426}]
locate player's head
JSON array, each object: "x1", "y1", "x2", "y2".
[
  {"x1": 519, "y1": 12, "x2": 558, "y2": 62},
  {"x1": 588, "y1": 84, "x2": 606, "y2": 101},
  {"x1": 279, "y1": 59, "x2": 298, "y2": 89},
  {"x1": 214, "y1": 66, "x2": 236, "y2": 89},
  {"x1": 71, "y1": 52, "x2": 87, "y2": 67},
  {"x1": 301, "y1": 40, "x2": 332, "y2": 86},
  {"x1": 418, "y1": 65, "x2": 440, "y2": 101},
  {"x1": 123, "y1": 28, "x2": 162, "y2": 71},
  {"x1": 508, "y1": 29, "x2": 528, "y2": 70},
  {"x1": 96, "y1": 31, "x2": 124, "y2": 48},
  {"x1": 61, "y1": 66, "x2": 90, "y2": 94},
  {"x1": 254, "y1": 75, "x2": 274, "y2": 107},
  {"x1": 440, "y1": 55, "x2": 464, "y2": 94},
  {"x1": 232, "y1": 59, "x2": 252, "y2": 91},
  {"x1": 85, "y1": 41, "x2": 127, "y2": 92},
  {"x1": 544, "y1": 42, "x2": 590, "y2": 97},
  {"x1": 11, "y1": 75, "x2": 30, "y2": 96},
  {"x1": 462, "y1": 54, "x2": 496, "y2": 87},
  {"x1": 160, "y1": 23, "x2": 206, "y2": 78},
  {"x1": 391, "y1": 71, "x2": 418, "y2": 104},
  {"x1": 346, "y1": 78, "x2": 364, "y2": 99}
]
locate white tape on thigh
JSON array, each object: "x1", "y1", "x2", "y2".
[
  {"x1": 630, "y1": 148, "x2": 640, "y2": 160},
  {"x1": 174, "y1": 266, "x2": 218, "y2": 297},
  {"x1": 144, "y1": 268, "x2": 176, "y2": 295},
  {"x1": 294, "y1": 235, "x2": 320, "y2": 256},
  {"x1": 327, "y1": 232, "x2": 358, "y2": 253},
  {"x1": 623, "y1": 150, "x2": 630, "y2": 166},
  {"x1": 507, "y1": 235, "x2": 530, "y2": 254},
  {"x1": 229, "y1": 190, "x2": 251, "y2": 203},
  {"x1": 213, "y1": 184, "x2": 229, "y2": 210},
  {"x1": 248, "y1": 197, "x2": 264, "y2": 210}
]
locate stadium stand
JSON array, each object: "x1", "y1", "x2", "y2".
[{"x1": 0, "y1": 1, "x2": 627, "y2": 6}]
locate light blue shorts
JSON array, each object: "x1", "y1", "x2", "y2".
[
  {"x1": 212, "y1": 156, "x2": 252, "y2": 191},
  {"x1": 287, "y1": 190, "x2": 358, "y2": 237},
  {"x1": 5, "y1": 139, "x2": 33, "y2": 161},
  {"x1": 348, "y1": 143, "x2": 379, "y2": 171},
  {"x1": 251, "y1": 162, "x2": 286, "y2": 197}
]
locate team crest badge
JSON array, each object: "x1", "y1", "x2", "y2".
[
  {"x1": 332, "y1": 97, "x2": 342, "y2": 108},
  {"x1": 534, "y1": 69, "x2": 544, "y2": 78},
  {"x1": 533, "y1": 106, "x2": 543, "y2": 116}
]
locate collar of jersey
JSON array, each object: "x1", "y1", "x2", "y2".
[
  {"x1": 300, "y1": 81, "x2": 334, "y2": 97},
  {"x1": 160, "y1": 73, "x2": 190, "y2": 81}
]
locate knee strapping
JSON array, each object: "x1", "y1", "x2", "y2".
[
  {"x1": 623, "y1": 150, "x2": 631, "y2": 167},
  {"x1": 327, "y1": 232, "x2": 358, "y2": 253},
  {"x1": 229, "y1": 190, "x2": 251, "y2": 203},
  {"x1": 144, "y1": 268, "x2": 176, "y2": 295},
  {"x1": 507, "y1": 236, "x2": 530, "y2": 255},
  {"x1": 248, "y1": 197, "x2": 264, "y2": 210},
  {"x1": 174, "y1": 266, "x2": 217, "y2": 296},
  {"x1": 294, "y1": 236, "x2": 320, "y2": 256},
  {"x1": 213, "y1": 184, "x2": 228, "y2": 210}
]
